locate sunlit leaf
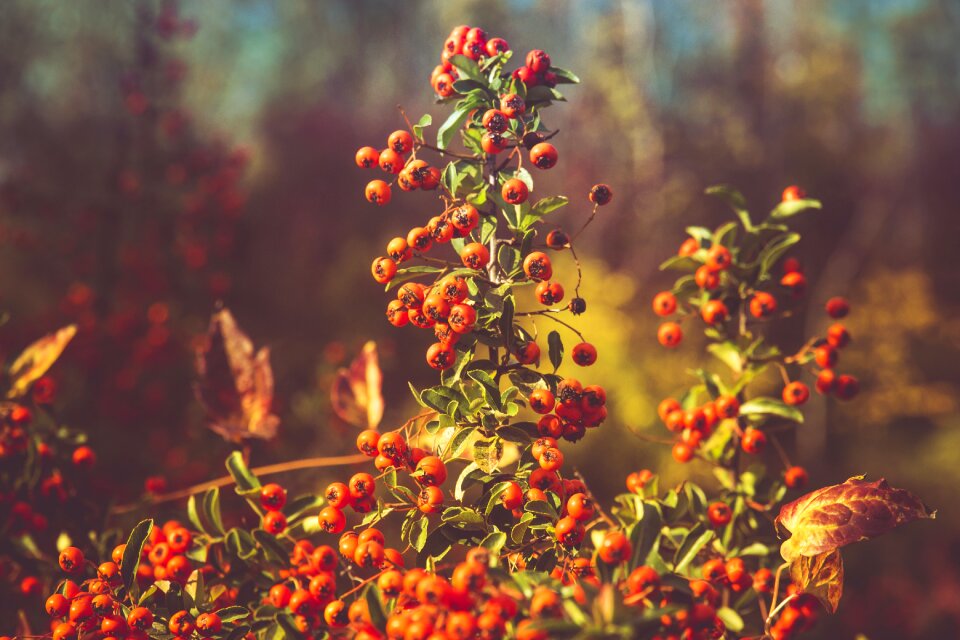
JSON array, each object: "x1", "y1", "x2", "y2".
[
  {"x1": 7, "y1": 324, "x2": 77, "y2": 398},
  {"x1": 789, "y1": 549, "x2": 844, "y2": 613},
  {"x1": 195, "y1": 309, "x2": 279, "y2": 443},
  {"x1": 776, "y1": 476, "x2": 935, "y2": 562},
  {"x1": 330, "y1": 341, "x2": 384, "y2": 429}
]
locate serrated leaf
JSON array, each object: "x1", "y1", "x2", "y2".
[
  {"x1": 739, "y1": 397, "x2": 803, "y2": 423},
  {"x1": 776, "y1": 477, "x2": 935, "y2": 562}
]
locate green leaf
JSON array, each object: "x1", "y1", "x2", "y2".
[
  {"x1": 202, "y1": 487, "x2": 226, "y2": 535},
  {"x1": 282, "y1": 494, "x2": 325, "y2": 522},
  {"x1": 673, "y1": 523, "x2": 714, "y2": 574},
  {"x1": 515, "y1": 166, "x2": 534, "y2": 191},
  {"x1": 529, "y1": 195, "x2": 569, "y2": 218},
  {"x1": 769, "y1": 198, "x2": 822, "y2": 220},
  {"x1": 473, "y1": 437, "x2": 503, "y2": 473},
  {"x1": 225, "y1": 528, "x2": 258, "y2": 561},
  {"x1": 441, "y1": 506, "x2": 487, "y2": 530},
  {"x1": 550, "y1": 67, "x2": 580, "y2": 83},
  {"x1": 253, "y1": 529, "x2": 289, "y2": 565},
  {"x1": 448, "y1": 54, "x2": 482, "y2": 81},
  {"x1": 121, "y1": 519, "x2": 154, "y2": 597},
  {"x1": 739, "y1": 397, "x2": 804, "y2": 423},
  {"x1": 365, "y1": 584, "x2": 388, "y2": 629},
  {"x1": 547, "y1": 330, "x2": 563, "y2": 372},
  {"x1": 480, "y1": 531, "x2": 507, "y2": 555},
  {"x1": 449, "y1": 426, "x2": 476, "y2": 458},
  {"x1": 467, "y1": 370, "x2": 503, "y2": 411},
  {"x1": 717, "y1": 607, "x2": 744, "y2": 632},
  {"x1": 499, "y1": 295, "x2": 515, "y2": 353},
  {"x1": 629, "y1": 502, "x2": 663, "y2": 568},
  {"x1": 659, "y1": 255, "x2": 700, "y2": 272},
  {"x1": 410, "y1": 516, "x2": 429, "y2": 552},
  {"x1": 705, "y1": 185, "x2": 752, "y2": 230},
  {"x1": 225, "y1": 451, "x2": 261, "y2": 493},
  {"x1": 707, "y1": 342, "x2": 743, "y2": 374},
  {"x1": 437, "y1": 106, "x2": 472, "y2": 150},
  {"x1": 216, "y1": 606, "x2": 251, "y2": 623},
  {"x1": 413, "y1": 113, "x2": 432, "y2": 140},
  {"x1": 186, "y1": 495, "x2": 209, "y2": 536},
  {"x1": 757, "y1": 232, "x2": 801, "y2": 278}
]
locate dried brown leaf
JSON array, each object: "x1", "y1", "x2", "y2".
[
  {"x1": 330, "y1": 341, "x2": 383, "y2": 429},
  {"x1": 194, "y1": 309, "x2": 278, "y2": 442},
  {"x1": 789, "y1": 549, "x2": 844, "y2": 613},
  {"x1": 7, "y1": 325, "x2": 77, "y2": 398}
]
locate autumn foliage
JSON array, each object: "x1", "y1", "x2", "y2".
[{"x1": 0, "y1": 22, "x2": 936, "y2": 640}]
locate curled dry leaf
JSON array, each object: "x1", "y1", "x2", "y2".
[
  {"x1": 195, "y1": 309, "x2": 279, "y2": 443},
  {"x1": 330, "y1": 341, "x2": 383, "y2": 429},
  {"x1": 7, "y1": 324, "x2": 77, "y2": 398},
  {"x1": 789, "y1": 549, "x2": 844, "y2": 613},
  {"x1": 775, "y1": 476, "x2": 935, "y2": 563}
]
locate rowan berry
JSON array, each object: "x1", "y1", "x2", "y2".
[
  {"x1": 365, "y1": 179, "x2": 391, "y2": 205},
  {"x1": 127, "y1": 607, "x2": 154, "y2": 631},
  {"x1": 545, "y1": 228, "x2": 569, "y2": 249},
  {"x1": 529, "y1": 388, "x2": 555, "y2": 414},
  {"x1": 356, "y1": 430, "x2": 380, "y2": 457},
  {"x1": 538, "y1": 446, "x2": 564, "y2": 471},
  {"x1": 481, "y1": 132, "x2": 508, "y2": 154},
  {"x1": 526, "y1": 49, "x2": 551, "y2": 73},
  {"x1": 815, "y1": 344, "x2": 837, "y2": 368},
  {"x1": 695, "y1": 265, "x2": 720, "y2": 290},
  {"x1": 501, "y1": 481, "x2": 524, "y2": 510},
  {"x1": 530, "y1": 142, "x2": 558, "y2": 169},
  {"x1": 169, "y1": 610, "x2": 196, "y2": 635},
  {"x1": 418, "y1": 485, "x2": 444, "y2": 513},
  {"x1": 378, "y1": 148, "x2": 404, "y2": 175},
  {"x1": 500, "y1": 93, "x2": 525, "y2": 118},
  {"x1": 701, "y1": 558, "x2": 727, "y2": 583},
  {"x1": 388, "y1": 130, "x2": 413, "y2": 154},
  {"x1": 701, "y1": 299, "x2": 728, "y2": 325},
  {"x1": 502, "y1": 177, "x2": 529, "y2": 204},
  {"x1": 407, "y1": 226, "x2": 433, "y2": 253},
  {"x1": 658, "y1": 398, "x2": 682, "y2": 422},
  {"x1": 355, "y1": 146, "x2": 379, "y2": 169},
  {"x1": 782, "y1": 381, "x2": 810, "y2": 406},
  {"x1": 665, "y1": 409, "x2": 686, "y2": 432},
  {"x1": 516, "y1": 340, "x2": 540, "y2": 365},
  {"x1": 598, "y1": 531, "x2": 632, "y2": 564},
  {"x1": 378, "y1": 570, "x2": 403, "y2": 597},
  {"x1": 318, "y1": 507, "x2": 346, "y2": 534},
  {"x1": 569, "y1": 297, "x2": 587, "y2": 314},
  {"x1": 741, "y1": 428, "x2": 767, "y2": 454},
  {"x1": 571, "y1": 342, "x2": 597, "y2": 366},
  {"x1": 416, "y1": 456, "x2": 447, "y2": 486},
  {"x1": 46, "y1": 593, "x2": 69, "y2": 617},
  {"x1": 51, "y1": 623, "x2": 76, "y2": 640},
  {"x1": 512, "y1": 67, "x2": 537, "y2": 85},
  {"x1": 535, "y1": 280, "x2": 564, "y2": 305},
  {"x1": 825, "y1": 296, "x2": 850, "y2": 318},
  {"x1": 451, "y1": 204, "x2": 479, "y2": 234},
  {"x1": 749, "y1": 291, "x2": 777, "y2": 318},
  {"x1": 408, "y1": 306, "x2": 435, "y2": 329},
  {"x1": 679, "y1": 237, "x2": 699, "y2": 256},
  {"x1": 427, "y1": 215, "x2": 454, "y2": 243},
  {"x1": 784, "y1": 465, "x2": 809, "y2": 489},
  {"x1": 72, "y1": 446, "x2": 96, "y2": 468},
  {"x1": 672, "y1": 441, "x2": 694, "y2": 463},
  {"x1": 486, "y1": 37, "x2": 509, "y2": 56},
  {"x1": 782, "y1": 185, "x2": 806, "y2": 201},
  {"x1": 626, "y1": 469, "x2": 654, "y2": 493},
  {"x1": 262, "y1": 510, "x2": 287, "y2": 535},
  {"x1": 523, "y1": 251, "x2": 552, "y2": 280},
  {"x1": 554, "y1": 516, "x2": 584, "y2": 546},
  {"x1": 627, "y1": 566, "x2": 660, "y2": 594},
  {"x1": 448, "y1": 303, "x2": 477, "y2": 333},
  {"x1": 434, "y1": 322, "x2": 459, "y2": 345},
  {"x1": 59, "y1": 546, "x2": 84, "y2": 573},
  {"x1": 385, "y1": 300, "x2": 408, "y2": 327},
  {"x1": 260, "y1": 483, "x2": 287, "y2": 511},
  {"x1": 482, "y1": 109, "x2": 509, "y2": 133},
  {"x1": 566, "y1": 493, "x2": 595, "y2": 521},
  {"x1": 652, "y1": 291, "x2": 677, "y2": 316},
  {"x1": 827, "y1": 323, "x2": 851, "y2": 348},
  {"x1": 588, "y1": 183, "x2": 613, "y2": 205},
  {"x1": 433, "y1": 72, "x2": 455, "y2": 97},
  {"x1": 460, "y1": 242, "x2": 490, "y2": 269},
  {"x1": 338, "y1": 532, "x2": 359, "y2": 560},
  {"x1": 658, "y1": 322, "x2": 683, "y2": 348},
  {"x1": 706, "y1": 245, "x2": 732, "y2": 272},
  {"x1": 781, "y1": 271, "x2": 806, "y2": 295},
  {"x1": 816, "y1": 368, "x2": 836, "y2": 394},
  {"x1": 835, "y1": 374, "x2": 859, "y2": 400},
  {"x1": 707, "y1": 502, "x2": 732, "y2": 527}
]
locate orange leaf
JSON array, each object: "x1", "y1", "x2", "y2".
[
  {"x1": 789, "y1": 549, "x2": 844, "y2": 613},
  {"x1": 775, "y1": 476, "x2": 935, "y2": 562},
  {"x1": 194, "y1": 309, "x2": 279, "y2": 443},
  {"x1": 7, "y1": 325, "x2": 77, "y2": 398},
  {"x1": 330, "y1": 341, "x2": 383, "y2": 429}
]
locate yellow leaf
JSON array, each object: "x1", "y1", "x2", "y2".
[
  {"x1": 776, "y1": 476, "x2": 935, "y2": 562},
  {"x1": 789, "y1": 549, "x2": 844, "y2": 613},
  {"x1": 194, "y1": 309, "x2": 279, "y2": 442},
  {"x1": 7, "y1": 325, "x2": 77, "y2": 398},
  {"x1": 330, "y1": 341, "x2": 383, "y2": 429}
]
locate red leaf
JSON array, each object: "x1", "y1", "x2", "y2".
[
  {"x1": 194, "y1": 309, "x2": 279, "y2": 442},
  {"x1": 789, "y1": 549, "x2": 844, "y2": 613},
  {"x1": 775, "y1": 476, "x2": 935, "y2": 562},
  {"x1": 330, "y1": 341, "x2": 383, "y2": 429}
]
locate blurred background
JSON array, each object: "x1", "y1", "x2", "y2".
[{"x1": 1, "y1": 0, "x2": 958, "y2": 637}]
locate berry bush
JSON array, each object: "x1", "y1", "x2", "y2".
[{"x1": 2, "y1": 24, "x2": 935, "y2": 640}]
